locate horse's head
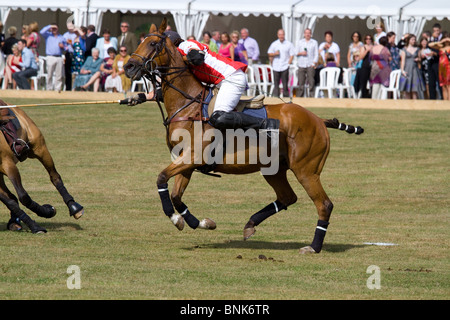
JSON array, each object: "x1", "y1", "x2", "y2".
[{"x1": 125, "y1": 18, "x2": 180, "y2": 81}]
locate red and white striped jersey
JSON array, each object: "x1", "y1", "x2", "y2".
[{"x1": 177, "y1": 40, "x2": 247, "y2": 85}]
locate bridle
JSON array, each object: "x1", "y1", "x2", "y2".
[{"x1": 130, "y1": 32, "x2": 206, "y2": 150}]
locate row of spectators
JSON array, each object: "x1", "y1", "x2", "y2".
[{"x1": 1, "y1": 20, "x2": 449, "y2": 100}]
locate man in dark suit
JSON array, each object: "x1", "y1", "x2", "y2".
[
  {"x1": 117, "y1": 22, "x2": 138, "y2": 55},
  {"x1": 428, "y1": 23, "x2": 443, "y2": 99},
  {"x1": 85, "y1": 25, "x2": 99, "y2": 58}
]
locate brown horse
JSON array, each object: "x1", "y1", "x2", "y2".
[
  {"x1": 124, "y1": 18, "x2": 363, "y2": 254},
  {"x1": 0, "y1": 99, "x2": 83, "y2": 233}
]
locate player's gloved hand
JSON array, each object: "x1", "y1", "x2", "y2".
[{"x1": 126, "y1": 93, "x2": 147, "y2": 106}]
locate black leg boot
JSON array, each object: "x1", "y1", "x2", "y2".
[{"x1": 210, "y1": 111, "x2": 279, "y2": 131}]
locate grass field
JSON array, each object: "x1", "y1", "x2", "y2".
[{"x1": 0, "y1": 97, "x2": 448, "y2": 300}]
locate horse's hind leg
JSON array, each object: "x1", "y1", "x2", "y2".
[
  {"x1": 292, "y1": 167, "x2": 333, "y2": 254},
  {"x1": 30, "y1": 141, "x2": 83, "y2": 219},
  {"x1": 0, "y1": 174, "x2": 46, "y2": 233},
  {"x1": 243, "y1": 169, "x2": 297, "y2": 240},
  {"x1": 0, "y1": 175, "x2": 22, "y2": 230},
  {"x1": 3, "y1": 158, "x2": 57, "y2": 219}
]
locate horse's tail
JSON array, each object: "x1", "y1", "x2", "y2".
[{"x1": 323, "y1": 118, "x2": 364, "y2": 135}]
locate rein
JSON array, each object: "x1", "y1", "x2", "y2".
[{"x1": 134, "y1": 33, "x2": 212, "y2": 151}]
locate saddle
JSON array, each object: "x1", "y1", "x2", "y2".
[
  {"x1": 0, "y1": 108, "x2": 30, "y2": 162},
  {"x1": 205, "y1": 87, "x2": 266, "y2": 121}
]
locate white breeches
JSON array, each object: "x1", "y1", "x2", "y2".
[{"x1": 213, "y1": 69, "x2": 247, "y2": 112}]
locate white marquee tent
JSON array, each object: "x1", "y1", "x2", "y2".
[{"x1": 1, "y1": 0, "x2": 449, "y2": 49}]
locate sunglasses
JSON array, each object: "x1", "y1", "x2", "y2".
[
  {"x1": 121, "y1": 25, "x2": 128, "y2": 28},
  {"x1": 120, "y1": 50, "x2": 127, "y2": 52}
]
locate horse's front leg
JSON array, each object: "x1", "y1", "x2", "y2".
[
  {"x1": 30, "y1": 141, "x2": 83, "y2": 219},
  {"x1": 170, "y1": 170, "x2": 216, "y2": 230},
  {"x1": 157, "y1": 162, "x2": 216, "y2": 231}
]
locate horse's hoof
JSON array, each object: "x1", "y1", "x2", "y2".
[
  {"x1": 199, "y1": 218, "x2": 216, "y2": 230},
  {"x1": 30, "y1": 223, "x2": 47, "y2": 234},
  {"x1": 299, "y1": 246, "x2": 316, "y2": 254},
  {"x1": 68, "y1": 201, "x2": 84, "y2": 219},
  {"x1": 170, "y1": 213, "x2": 185, "y2": 231},
  {"x1": 7, "y1": 218, "x2": 22, "y2": 231},
  {"x1": 73, "y1": 209, "x2": 84, "y2": 220},
  {"x1": 42, "y1": 204, "x2": 57, "y2": 218},
  {"x1": 243, "y1": 227, "x2": 255, "y2": 240}
]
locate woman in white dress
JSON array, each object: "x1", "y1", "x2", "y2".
[{"x1": 104, "y1": 45, "x2": 131, "y2": 92}]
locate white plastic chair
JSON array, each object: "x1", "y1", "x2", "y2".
[
  {"x1": 252, "y1": 64, "x2": 274, "y2": 97},
  {"x1": 337, "y1": 68, "x2": 356, "y2": 99},
  {"x1": 246, "y1": 66, "x2": 258, "y2": 96},
  {"x1": 380, "y1": 69, "x2": 401, "y2": 100},
  {"x1": 29, "y1": 57, "x2": 47, "y2": 90},
  {"x1": 314, "y1": 67, "x2": 341, "y2": 98},
  {"x1": 131, "y1": 77, "x2": 153, "y2": 92}
]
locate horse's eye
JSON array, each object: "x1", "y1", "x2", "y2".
[{"x1": 150, "y1": 42, "x2": 156, "y2": 47}]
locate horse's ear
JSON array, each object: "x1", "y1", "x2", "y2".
[
  {"x1": 159, "y1": 17, "x2": 167, "y2": 34},
  {"x1": 149, "y1": 23, "x2": 157, "y2": 34}
]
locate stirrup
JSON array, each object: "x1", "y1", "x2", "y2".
[{"x1": 12, "y1": 139, "x2": 30, "y2": 162}]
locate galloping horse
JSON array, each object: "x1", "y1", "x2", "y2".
[
  {"x1": 124, "y1": 19, "x2": 363, "y2": 254},
  {"x1": 0, "y1": 99, "x2": 83, "y2": 233}
]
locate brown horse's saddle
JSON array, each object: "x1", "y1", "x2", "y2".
[
  {"x1": 207, "y1": 87, "x2": 265, "y2": 118},
  {"x1": 0, "y1": 108, "x2": 30, "y2": 162}
]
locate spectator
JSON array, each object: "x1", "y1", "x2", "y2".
[
  {"x1": 397, "y1": 33, "x2": 409, "y2": 49},
  {"x1": 387, "y1": 32, "x2": 400, "y2": 71},
  {"x1": 63, "y1": 22, "x2": 77, "y2": 91},
  {"x1": 105, "y1": 45, "x2": 131, "y2": 92},
  {"x1": 239, "y1": 28, "x2": 260, "y2": 65},
  {"x1": 40, "y1": 23, "x2": 65, "y2": 91},
  {"x1": 4, "y1": 43, "x2": 22, "y2": 89},
  {"x1": 12, "y1": 39, "x2": 38, "y2": 90},
  {"x1": 117, "y1": 21, "x2": 138, "y2": 55},
  {"x1": 428, "y1": 24, "x2": 443, "y2": 99},
  {"x1": 71, "y1": 27, "x2": 87, "y2": 77},
  {"x1": 211, "y1": 31, "x2": 221, "y2": 48},
  {"x1": 267, "y1": 29, "x2": 295, "y2": 98},
  {"x1": 74, "y1": 48, "x2": 102, "y2": 91},
  {"x1": 354, "y1": 34, "x2": 373, "y2": 98},
  {"x1": 21, "y1": 25, "x2": 29, "y2": 41},
  {"x1": 374, "y1": 22, "x2": 386, "y2": 44},
  {"x1": 399, "y1": 34, "x2": 425, "y2": 99},
  {"x1": 100, "y1": 47, "x2": 116, "y2": 90},
  {"x1": 230, "y1": 30, "x2": 248, "y2": 64},
  {"x1": 201, "y1": 31, "x2": 218, "y2": 53},
  {"x1": 295, "y1": 28, "x2": 318, "y2": 97},
  {"x1": 95, "y1": 29, "x2": 118, "y2": 59},
  {"x1": 419, "y1": 36, "x2": 432, "y2": 99},
  {"x1": 347, "y1": 31, "x2": 363, "y2": 68},
  {"x1": 421, "y1": 31, "x2": 431, "y2": 41},
  {"x1": 2, "y1": 26, "x2": 19, "y2": 56},
  {"x1": 0, "y1": 21, "x2": 5, "y2": 51},
  {"x1": 139, "y1": 32, "x2": 146, "y2": 43},
  {"x1": 218, "y1": 32, "x2": 233, "y2": 59},
  {"x1": 85, "y1": 25, "x2": 99, "y2": 58},
  {"x1": 319, "y1": 31, "x2": 340, "y2": 66},
  {"x1": 325, "y1": 52, "x2": 337, "y2": 67},
  {"x1": 26, "y1": 22, "x2": 40, "y2": 60},
  {"x1": 186, "y1": 35, "x2": 196, "y2": 41},
  {"x1": 369, "y1": 36, "x2": 391, "y2": 99},
  {"x1": 429, "y1": 34, "x2": 450, "y2": 100}
]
